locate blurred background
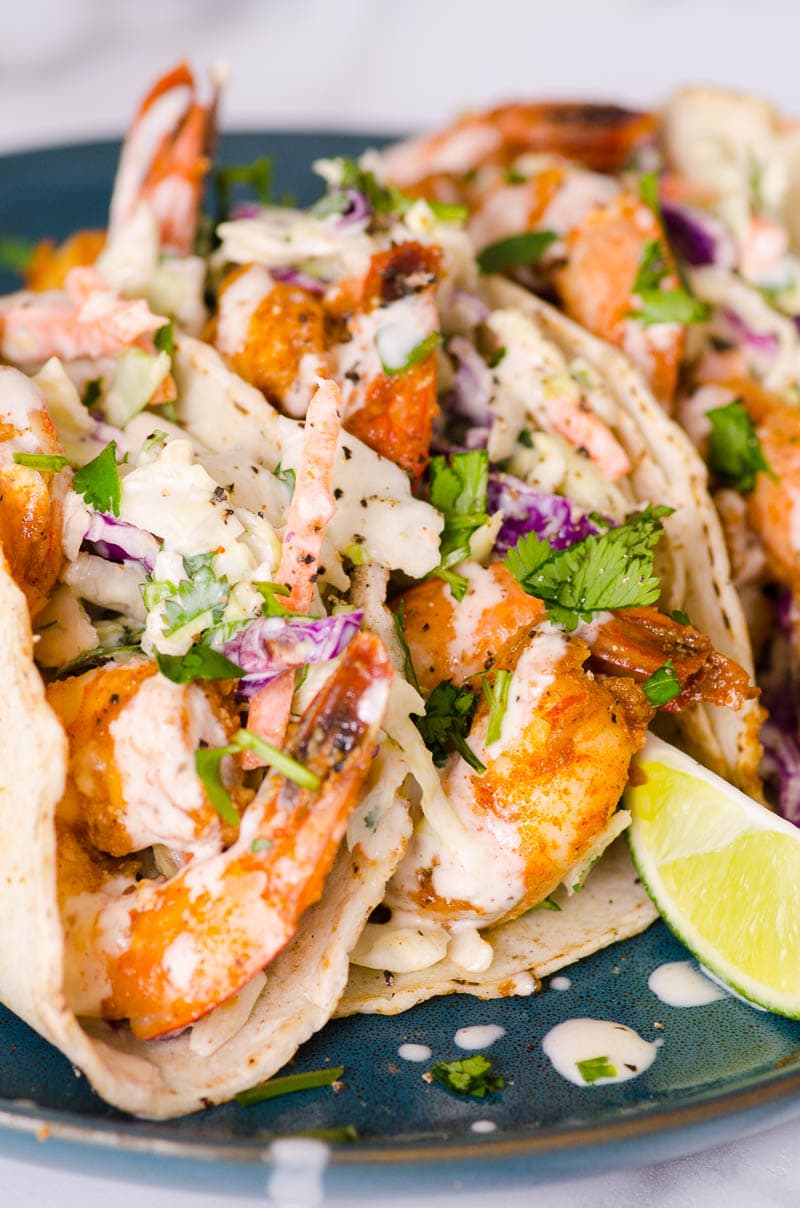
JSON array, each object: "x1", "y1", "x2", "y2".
[{"x1": 0, "y1": 0, "x2": 789, "y2": 151}]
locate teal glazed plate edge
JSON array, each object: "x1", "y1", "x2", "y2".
[{"x1": 1, "y1": 132, "x2": 800, "y2": 1193}]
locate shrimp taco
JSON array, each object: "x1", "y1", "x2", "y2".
[{"x1": 0, "y1": 64, "x2": 762, "y2": 1113}]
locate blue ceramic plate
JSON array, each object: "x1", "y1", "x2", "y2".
[{"x1": 1, "y1": 132, "x2": 800, "y2": 1195}]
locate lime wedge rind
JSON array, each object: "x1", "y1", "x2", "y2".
[{"x1": 624, "y1": 734, "x2": 800, "y2": 1019}]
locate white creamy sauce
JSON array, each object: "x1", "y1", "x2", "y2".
[
  {"x1": 497, "y1": 627, "x2": 565, "y2": 750},
  {"x1": 542, "y1": 1018, "x2": 661, "y2": 1087},
  {"x1": 447, "y1": 924, "x2": 494, "y2": 973},
  {"x1": 350, "y1": 914, "x2": 449, "y2": 973},
  {"x1": 449, "y1": 563, "x2": 506, "y2": 671},
  {"x1": 454, "y1": 1024, "x2": 506, "y2": 1051},
  {"x1": 541, "y1": 170, "x2": 618, "y2": 234},
  {"x1": 215, "y1": 263, "x2": 273, "y2": 356},
  {"x1": 397, "y1": 1043, "x2": 432, "y2": 1062},
  {"x1": 0, "y1": 365, "x2": 48, "y2": 453},
  {"x1": 267, "y1": 1138, "x2": 329, "y2": 1208},
  {"x1": 162, "y1": 932, "x2": 202, "y2": 994},
  {"x1": 471, "y1": 1120, "x2": 498, "y2": 1134},
  {"x1": 374, "y1": 293, "x2": 438, "y2": 374},
  {"x1": 550, "y1": 976, "x2": 571, "y2": 991},
  {"x1": 648, "y1": 961, "x2": 728, "y2": 1008}
]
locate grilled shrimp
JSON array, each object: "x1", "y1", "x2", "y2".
[
  {"x1": 46, "y1": 660, "x2": 243, "y2": 861},
  {"x1": 0, "y1": 367, "x2": 67, "y2": 617},
  {"x1": 57, "y1": 632, "x2": 392, "y2": 1039},
  {"x1": 380, "y1": 562, "x2": 756, "y2": 933}
]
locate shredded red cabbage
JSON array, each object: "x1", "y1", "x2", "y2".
[
  {"x1": 270, "y1": 267, "x2": 328, "y2": 295},
  {"x1": 447, "y1": 336, "x2": 493, "y2": 426},
  {"x1": 661, "y1": 201, "x2": 736, "y2": 269},
  {"x1": 487, "y1": 472, "x2": 602, "y2": 555},
  {"x1": 722, "y1": 308, "x2": 779, "y2": 355},
  {"x1": 81, "y1": 512, "x2": 160, "y2": 572},
  {"x1": 224, "y1": 611, "x2": 363, "y2": 700},
  {"x1": 335, "y1": 188, "x2": 371, "y2": 229}
]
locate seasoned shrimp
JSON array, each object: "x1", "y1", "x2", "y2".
[
  {"x1": 386, "y1": 623, "x2": 653, "y2": 928},
  {"x1": 109, "y1": 61, "x2": 220, "y2": 256},
  {"x1": 399, "y1": 560, "x2": 756, "y2": 711},
  {"x1": 382, "y1": 101, "x2": 657, "y2": 193},
  {"x1": 0, "y1": 266, "x2": 167, "y2": 363},
  {"x1": 0, "y1": 367, "x2": 67, "y2": 617},
  {"x1": 59, "y1": 631, "x2": 392, "y2": 1038},
  {"x1": 46, "y1": 660, "x2": 243, "y2": 861}
]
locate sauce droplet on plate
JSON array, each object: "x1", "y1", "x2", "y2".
[
  {"x1": 397, "y1": 1043, "x2": 432, "y2": 1062},
  {"x1": 648, "y1": 960, "x2": 727, "y2": 1007},
  {"x1": 542, "y1": 1018, "x2": 660, "y2": 1086},
  {"x1": 454, "y1": 1024, "x2": 506, "y2": 1050}
]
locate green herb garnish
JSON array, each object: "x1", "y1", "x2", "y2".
[
  {"x1": 392, "y1": 602, "x2": 421, "y2": 694},
  {"x1": 81, "y1": 378, "x2": 103, "y2": 409},
  {"x1": 380, "y1": 330, "x2": 442, "y2": 376},
  {"x1": 72, "y1": 442, "x2": 121, "y2": 516},
  {"x1": 639, "y1": 170, "x2": 661, "y2": 215},
  {"x1": 196, "y1": 728, "x2": 321, "y2": 826},
  {"x1": 576, "y1": 1055, "x2": 617, "y2": 1084},
  {"x1": 150, "y1": 555, "x2": 230, "y2": 635},
  {"x1": 0, "y1": 235, "x2": 35, "y2": 273},
  {"x1": 413, "y1": 680, "x2": 484, "y2": 774},
  {"x1": 477, "y1": 229, "x2": 558, "y2": 275},
  {"x1": 155, "y1": 647, "x2": 243, "y2": 685},
  {"x1": 215, "y1": 156, "x2": 272, "y2": 218},
  {"x1": 154, "y1": 322, "x2": 174, "y2": 355},
  {"x1": 483, "y1": 668, "x2": 512, "y2": 746},
  {"x1": 12, "y1": 453, "x2": 67, "y2": 472},
  {"x1": 669, "y1": 608, "x2": 691, "y2": 627},
  {"x1": 629, "y1": 238, "x2": 710, "y2": 327},
  {"x1": 234, "y1": 1065, "x2": 343, "y2": 1107},
  {"x1": 253, "y1": 580, "x2": 296, "y2": 618},
  {"x1": 428, "y1": 450, "x2": 489, "y2": 601},
  {"x1": 430, "y1": 1055, "x2": 504, "y2": 1098},
  {"x1": 707, "y1": 398, "x2": 772, "y2": 494},
  {"x1": 504, "y1": 505, "x2": 672, "y2": 630},
  {"x1": 642, "y1": 659, "x2": 681, "y2": 707},
  {"x1": 273, "y1": 462, "x2": 296, "y2": 494}
]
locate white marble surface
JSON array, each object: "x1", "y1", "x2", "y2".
[{"x1": 0, "y1": 0, "x2": 799, "y2": 1203}]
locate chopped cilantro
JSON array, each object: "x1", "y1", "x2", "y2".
[
  {"x1": 155, "y1": 646, "x2": 243, "y2": 685},
  {"x1": 642, "y1": 659, "x2": 681, "y2": 706},
  {"x1": 81, "y1": 377, "x2": 103, "y2": 409},
  {"x1": 392, "y1": 602, "x2": 421, "y2": 694},
  {"x1": 250, "y1": 837, "x2": 272, "y2": 853},
  {"x1": 629, "y1": 238, "x2": 710, "y2": 327},
  {"x1": 532, "y1": 895, "x2": 561, "y2": 912},
  {"x1": 234, "y1": 1065, "x2": 343, "y2": 1107},
  {"x1": 196, "y1": 727, "x2": 321, "y2": 826},
  {"x1": 0, "y1": 235, "x2": 35, "y2": 273},
  {"x1": 576, "y1": 1055, "x2": 617, "y2": 1084},
  {"x1": 632, "y1": 239, "x2": 669, "y2": 293},
  {"x1": 253, "y1": 580, "x2": 296, "y2": 618},
  {"x1": 342, "y1": 541, "x2": 370, "y2": 566},
  {"x1": 518, "y1": 427, "x2": 534, "y2": 448},
  {"x1": 488, "y1": 346, "x2": 507, "y2": 369},
  {"x1": 72, "y1": 442, "x2": 121, "y2": 516},
  {"x1": 483, "y1": 668, "x2": 512, "y2": 746},
  {"x1": 413, "y1": 680, "x2": 485, "y2": 774},
  {"x1": 430, "y1": 1055, "x2": 504, "y2": 1098},
  {"x1": 428, "y1": 450, "x2": 489, "y2": 601},
  {"x1": 154, "y1": 322, "x2": 174, "y2": 355},
  {"x1": 707, "y1": 398, "x2": 772, "y2": 494},
  {"x1": 504, "y1": 504, "x2": 672, "y2": 630},
  {"x1": 12, "y1": 453, "x2": 67, "y2": 472},
  {"x1": 273, "y1": 462, "x2": 296, "y2": 494},
  {"x1": 314, "y1": 158, "x2": 466, "y2": 226},
  {"x1": 477, "y1": 229, "x2": 558, "y2": 274},
  {"x1": 670, "y1": 608, "x2": 691, "y2": 627},
  {"x1": 380, "y1": 330, "x2": 442, "y2": 376},
  {"x1": 142, "y1": 555, "x2": 230, "y2": 636},
  {"x1": 506, "y1": 168, "x2": 528, "y2": 185},
  {"x1": 215, "y1": 156, "x2": 272, "y2": 218},
  {"x1": 54, "y1": 633, "x2": 143, "y2": 679}
]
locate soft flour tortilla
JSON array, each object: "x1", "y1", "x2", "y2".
[
  {"x1": 341, "y1": 282, "x2": 762, "y2": 1017},
  {"x1": 0, "y1": 561, "x2": 411, "y2": 1118},
  {"x1": 482, "y1": 280, "x2": 764, "y2": 798},
  {"x1": 338, "y1": 840, "x2": 656, "y2": 1015}
]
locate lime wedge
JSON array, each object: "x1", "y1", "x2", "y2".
[{"x1": 624, "y1": 734, "x2": 800, "y2": 1016}]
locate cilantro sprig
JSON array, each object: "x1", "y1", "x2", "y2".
[
  {"x1": 629, "y1": 238, "x2": 710, "y2": 327},
  {"x1": 72, "y1": 441, "x2": 121, "y2": 516},
  {"x1": 413, "y1": 680, "x2": 484, "y2": 774},
  {"x1": 196, "y1": 728, "x2": 321, "y2": 826},
  {"x1": 483, "y1": 669, "x2": 512, "y2": 746},
  {"x1": 142, "y1": 553, "x2": 230, "y2": 636},
  {"x1": 504, "y1": 504, "x2": 673, "y2": 630},
  {"x1": 156, "y1": 647, "x2": 243, "y2": 685},
  {"x1": 12, "y1": 453, "x2": 67, "y2": 472},
  {"x1": 430, "y1": 1055, "x2": 505, "y2": 1098},
  {"x1": 706, "y1": 398, "x2": 772, "y2": 495},
  {"x1": 313, "y1": 158, "x2": 467, "y2": 226},
  {"x1": 215, "y1": 156, "x2": 272, "y2": 218},
  {"x1": 642, "y1": 659, "x2": 681, "y2": 707},
  {"x1": 393, "y1": 602, "x2": 421, "y2": 694},
  {"x1": 428, "y1": 450, "x2": 490, "y2": 601}
]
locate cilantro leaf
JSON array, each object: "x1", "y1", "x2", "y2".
[
  {"x1": 632, "y1": 239, "x2": 669, "y2": 294},
  {"x1": 72, "y1": 442, "x2": 121, "y2": 516},
  {"x1": 430, "y1": 1055, "x2": 504, "y2": 1098},
  {"x1": 81, "y1": 378, "x2": 103, "y2": 409},
  {"x1": 142, "y1": 555, "x2": 230, "y2": 636},
  {"x1": 483, "y1": 668, "x2": 512, "y2": 746},
  {"x1": 252, "y1": 581, "x2": 296, "y2": 618},
  {"x1": 154, "y1": 322, "x2": 174, "y2": 355},
  {"x1": 380, "y1": 330, "x2": 442, "y2": 376},
  {"x1": 12, "y1": 453, "x2": 67, "y2": 472},
  {"x1": 273, "y1": 462, "x2": 296, "y2": 494},
  {"x1": 639, "y1": 170, "x2": 661, "y2": 215},
  {"x1": 707, "y1": 398, "x2": 772, "y2": 494},
  {"x1": 477, "y1": 229, "x2": 558, "y2": 274},
  {"x1": 428, "y1": 451, "x2": 489, "y2": 601},
  {"x1": 413, "y1": 680, "x2": 485, "y2": 773},
  {"x1": 315, "y1": 159, "x2": 466, "y2": 227},
  {"x1": 634, "y1": 289, "x2": 711, "y2": 326},
  {"x1": 155, "y1": 647, "x2": 243, "y2": 685},
  {"x1": 670, "y1": 608, "x2": 691, "y2": 627},
  {"x1": 642, "y1": 659, "x2": 681, "y2": 706},
  {"x1": 576, "y1": 1055, "x2": 617, "y2": 1084},
  {"x1": 235, "y1": 1066, "x2": 343, "y2": 1107},
  {"x1": 504, "y1": 505, "x2": 673, "y2": 630},
  {"x1": 215, "y1": 156, "x2": 272, "y2": 218}
]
